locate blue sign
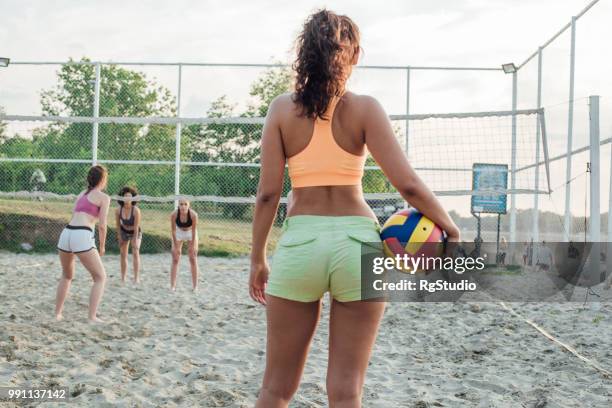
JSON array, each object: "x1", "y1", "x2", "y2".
[{"x1": 471, "y1": 163, "x2": 508, "y2": 214}]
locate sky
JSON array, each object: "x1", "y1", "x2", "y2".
[{"x1": 0, "y1": 0, "x2": 610, "y2": 223}]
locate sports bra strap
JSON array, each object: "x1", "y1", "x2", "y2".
[{"x1": 317, "y1": 92, "x2": 344, "y2": 123}]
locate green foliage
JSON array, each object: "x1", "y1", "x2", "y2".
[
  {"x1": 181, "y1": 66, "x2": 293, "y2": 218},
  {"x1": 363, "y1": 157, "x2": 394, "y2": 193},
  {"x1": 0, "y1": 106, "x2": 7, "y2": 144},
  {"x1": 247, "y1": 65, "x2": 293, "y2": 117},
  {"x1": 38, "y1": 58, "x2": 176, "y2": 162},
  {"x1": 1, "y1": 58, "x2": 179, "y2": 194}
]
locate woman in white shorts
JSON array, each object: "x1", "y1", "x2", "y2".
[
  {"x1": 56, "y1": 165, "x2": 111, "y2": 322},
  {"x1": 170, "y1": 198, "x2": 199, "y2": 291}
]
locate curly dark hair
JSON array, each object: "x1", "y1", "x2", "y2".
[
  {"x1": 118, "y1": 186, "x2": 138, "y2": 207},
  {"x1": 85, "y1": 165, "x2": 107, "y2": 193},
  {"x1": 293, "y1": 9, "x2": 360, "y2": 119}
]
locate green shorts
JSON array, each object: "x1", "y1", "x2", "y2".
[{"x1": 266, "y1": 215, "x2": 382, "y2": 302}]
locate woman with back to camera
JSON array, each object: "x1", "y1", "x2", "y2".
[
  {"x1": 115, "y1": 186, "x2": 142, "y2": 284},
  {"x1": 249, "y1": 9, "x2": 460, "y2": 408},
  {"x1": 56, "y1": 165, "x2": 111, "y2": 322}
]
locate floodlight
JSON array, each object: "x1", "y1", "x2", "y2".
[
  {"x1": 0, "y1": 57, "x2": 10, "y2": 68},
  {"x1": 502, "y1": 63, "x2": 517, "y2": 74}
]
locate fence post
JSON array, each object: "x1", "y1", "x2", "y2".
[
  {"x1": 564, "y1": 16, "x2": 577, "y2": 241},
  {"x1": 92, "y1": 63, "x2": 101, "y2": 165},
  {"x1": 509, "y1": 70, "x2": 518, "y2": 253},
  {"x1": 404, "y1": 66, "x2": 411, "y2": 209},
  {"x1": 533, "y1": 47, "x2": 543, "y2": 247},
  {"x1": 607, "y1": 138, "x2": 612, "y2": 284},
  {"x1": 174, "y1": 64, "x2": 183, "y2": 209}
]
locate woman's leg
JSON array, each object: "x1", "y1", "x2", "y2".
[
  {"x1": 119, "y1": 239, "x2": 129, "y2": 284},
  {"x1": 55, "y1": 251, "x2": 76, "y2": 320},
  {"x1": 76, "y1": 249, "x2": 107, "y2": 322},
  {"x1": 326, "y1": 300, "x2": 386, "y2": 408},
  {"x1": 131, "y1": 234, "x2": 141, "y2": 283},
  {"x1": 256, "y1": 295, "x2": 321, "y2": 408},
  {"x1": 188, "y1": 236, "x2": 199, "y2": 290},
  {"x1": 171, "y1": 241, "x2": 182, "y2": 291}
]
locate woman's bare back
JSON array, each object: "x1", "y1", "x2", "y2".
[{"x1": 276, "y1": 92, "x2": 375, "y2": 218}]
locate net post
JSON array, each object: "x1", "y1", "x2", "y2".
[
  {"x1": 404, "y1": 67, "x2": 411, "y2": 209},
  {"x1": 509, "y1": 70, "x2": 518, "y2": 257},
  {"x1": 533, "y1": 47, "x2": 543, "y2": 246},
  {"x1": 538, "y1": 112, "x2": 551, "y2": 194},
  {"x1": 564, "y1": 16, "x2": 577, "y2": 241},
  {"x1": 588, "y1": 95, "x2": 600, "y2": 243},
  {"x1": 174, "y1": 64, "x2": 183, "y2": 209},
  {"x1": 92, "y1": 62, "x2": 101, "y2": 165}
]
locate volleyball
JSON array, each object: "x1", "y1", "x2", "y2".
[{"x1": 380, "y1": 208, "x2": 446, "y2": 272}]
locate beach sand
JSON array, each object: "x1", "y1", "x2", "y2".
[{"x1": 1, "y1": 252, "x2": 611, "y2": 407}]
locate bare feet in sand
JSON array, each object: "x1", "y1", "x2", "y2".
[
  {"x1": 88, "y1": 317, "x2": 105, "y2": 324},
  {"x1": 55, "y1": 314, "x2": 63, "y2": 321}
]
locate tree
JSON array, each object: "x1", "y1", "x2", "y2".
[
  {"x1": 246, "y1": 65, "x2": 293, "y2": 117},
  {"x1": 39, "y1": 58, "x2": 177, "y2": 162},
  {"x1": 29, "y1": 58, "x2": 180, "y2": 193},
  {"x1": 182, "y1": 65, "x2": 293, "y2": 219}
]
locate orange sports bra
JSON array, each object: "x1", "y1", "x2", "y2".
[{"x1": 288, "y1": 94, "x2": 367, "y2": 188}]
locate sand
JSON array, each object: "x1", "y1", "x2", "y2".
[{"x1": 1, "y1": 252, "x2": 611, "y2": 407}]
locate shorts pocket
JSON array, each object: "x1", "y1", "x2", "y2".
[
  {"x1": 272, "y1": 232, "x2": 320, "y2": 279},
  {"x1": 278, "y1": 233, "x2": 318, "y2": 247},
  {"x1": 346, "y1": 231, "x2": 383, "y2": 251}
]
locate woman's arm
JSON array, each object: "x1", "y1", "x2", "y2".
[
  {"x1": 170, "y1": 211, "x2": 177, "y2": 245},
  {"x1": 249, "y1": 96, "x2": 286, "y2": 304},
  {"x1": 190, "y1": 210, "x2": 198, "y2": 249},
  {"x1": 115, "y1": 208, "x2": 122, "y2": 242},
  {"x1": 251, "y1": 97, "x2": 286, "y2": 262},
  {"x1": 362, "y1": 96, "x2": 460, "y2": 240},
  {"x1": 133, "y1": 207, "x2": 141, "y2": 238},
  {"x1": 97, "y1": 194, "x2": 111, "y2": 255}
]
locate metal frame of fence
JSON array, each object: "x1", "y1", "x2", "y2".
[
  {"x1": 515, "y1": 0, "x2": 604, "y2": 243},
  {"x1": 0, "y1": 0, "x2": 610, "y2": 246}
]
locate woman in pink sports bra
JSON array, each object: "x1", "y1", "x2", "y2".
[
  {"x1": 55, "y1": 165, "x2": 111, "y2": 323},
  {"x1": 250, "y1": 9, "x2": 460, "y2": 408}
]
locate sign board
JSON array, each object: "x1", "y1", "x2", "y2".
[{"x1": 471, "y1": 163, "x2": 508, "y2": 214}]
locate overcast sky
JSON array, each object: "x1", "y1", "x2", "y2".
[
  {"x1": 0, "y1": 0, "x2": 604, "y2": 66},
  {"x1": 1, "y1": 0, "x2": 610, "y2": 220},
  {"x1": 2, "y1": 0, "x2": 609, "y2": 113}
]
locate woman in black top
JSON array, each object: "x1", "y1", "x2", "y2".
[
  {"x1": 170, "y1": 198, "x2": 199, "y2": 291},
  {"x1": 115, "y1": 186, "x2": 142, "y2": 284}
]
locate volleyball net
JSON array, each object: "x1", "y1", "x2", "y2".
[{"x1": 0, "y1": 108, "x2": 553, "y2": 254}]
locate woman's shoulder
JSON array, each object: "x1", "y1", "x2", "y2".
[
  {"x1": 269, "y1": 93, "x2": 296, "y2": 113},
  {"x1": 344, "y1": 92, "x2": 382, "y2": 110},
  {"x1": 348, "y1": 93, "x2": 387, "y2": 124},
  {"x1": 90, "y1": 189, "x2": 110, "y2": 202}
]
